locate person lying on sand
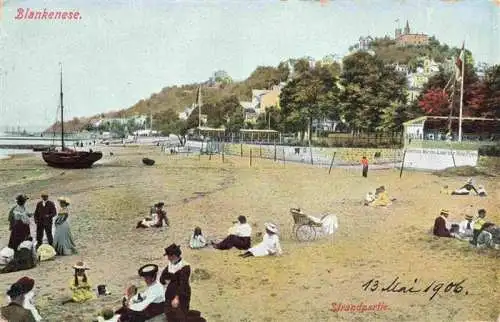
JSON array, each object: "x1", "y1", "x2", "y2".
[
  {"x1": 136, "y1": 202, "x2": 169, "y2": 229},
  {"x1": 189, "y1": 227, "x2": 208, "y2": 249},
  {"x1": 62, "y1": 261, "x2": 94, "y2": 305},
  {"x1": 240, "y1": 223, "x2": 282, "y2": 258},
  {"x1": 451, "y1": 178, "x2": 480, "y2": 195},
  {"x1": 114, "y1": 264, "x2": 165, "y2": 322},
  {"x1": 433, "y1": 209, "x2": 457, "y2": 238},
  {"x1": 211, "y1": 216, "x2": 252, "y2": 250}
]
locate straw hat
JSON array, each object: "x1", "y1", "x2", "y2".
[
  {"x1": 57, "y1": 197, "x2": 71, "y2": 205},
  {"x1": 41, "y1": 192, "x2": 48, "y2": 197},
  {"x1": 464, "y1": 214, "x2": 473, "y2": 220},
  {"x1": 73, "y1": 261, "x2": 89, "y2": 270},
  {"x1": 440, "y1": 209, "x2": 450, "y2": 216},
  {"x1": 265, "y1": 223, "x2": 278, "y2": 234}
]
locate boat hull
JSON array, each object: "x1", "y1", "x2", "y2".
[{"x1": 42, "y1": 151, "x2": 103, "y2": 169}]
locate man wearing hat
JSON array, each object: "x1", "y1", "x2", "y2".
[
  {"x1": 115, "y1": 264, "x2": 165, "y2": 322},
  {"x1": 433, "y1": 209, "x2": 455, "y2": 238},
  {"x1": 34, "y1": 192, "x2": 57, "y2": 248},
  {"x1": 8, "y1": 195, "x2": 33, "y2": 250},
  {"x1": 458, "y1": 214, "x2": 475, "y2": 239},
  {"x1": 1, "y1": 277, "x2": 36, "y2": 322}
]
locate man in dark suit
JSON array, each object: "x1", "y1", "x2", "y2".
[{"x1": 34, "y1": 192, "x2": 57, "y2": 247}]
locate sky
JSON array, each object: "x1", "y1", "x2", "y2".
[{"x1": 0, "y1": 0, "x2": 499, "y2": 131}]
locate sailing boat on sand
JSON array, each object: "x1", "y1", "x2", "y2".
[{"x1": 42, "y1": 63, "x2": 103, "y2": 168}]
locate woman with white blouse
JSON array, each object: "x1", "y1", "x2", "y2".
[{"x1": 239, "y1": 223, "x2": 282, "y2": 258}]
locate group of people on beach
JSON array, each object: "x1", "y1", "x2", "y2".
[
  {"x1": 1, "y1": 193, "x2": 77, "y2": 274},
  {"x1": 433, "y1": 208, "x2": 499, "y2": 249}
]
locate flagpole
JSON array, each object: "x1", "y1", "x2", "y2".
[
  {"x1": 198, "y1": 86, "x2": 202, "y2": 128},
  {"x1": 458, "y1": 42, "x2": 465, "y2": 142}
]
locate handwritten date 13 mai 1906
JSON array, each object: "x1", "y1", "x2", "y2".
[{"x1": 362, "y1": 277, "x2": 468, "y2": 301}]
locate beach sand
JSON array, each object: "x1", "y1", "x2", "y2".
[{"x1": 0, "y1": 146, "x2": 498, "y2": 321}]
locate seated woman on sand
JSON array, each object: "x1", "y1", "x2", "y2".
[
  {"x1": 62, "y1": 261, "x2": 95, "y2": 305},
  {"x1": 239, "y1": 223, "x2": 282, "y2": 258},
  {"x1": 136, "y1": 202, "x2": 169, "y2": 229},
  {"x1": 212, "y1": 216, "x2": 252, "y2": 250},
  {"x1": 0, "y1": 237, "x2": 37, "y2": 274},
  {"x1": 189, "y1": 227, "x2": 207, "y2": 249},
  {"x1": 433, "y1": 209, "x2": 457, "y2": 238},
  {"x1": 476, "y1": 223, "x2": 498, "y2": 249},
  {"x1": 369, "y1": 186, "x2": 393, "y2": 207},
  {"x1": 113, "y1": 264, "x2": 165, "y2": 322},
  {"x1": 451, "y1": 178, "x2": 480, "y2": 195}
]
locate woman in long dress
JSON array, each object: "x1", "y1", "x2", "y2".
[
  {"x1": 53, "y1": 197, "x2": 78, "y2": 256},
  {"x1": 160, "y1": 244, "x2": 192, "y2": 321},
  {"x1": 8, "y1": 195, "x2": 33, "y2": 250}
]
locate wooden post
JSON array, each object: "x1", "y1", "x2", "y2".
[
  {"x1": 240, "y1": 143, "x2": 243, "y2": 157},
  {"x1": 309, "y1": 146, "x2": 314, "y2": 165},
  {"x1": 250, "y1": 149, "x2": 253, "y2": 167},
  {"x1": 274, "y1": 140, "x2": 277, "y2": 162},
  {"x1": 328, "y1": 152, "x2": 337, "y2": 174},
  {"x1": 282, "y1": 147, "x2": 285, "y2": 165},
  {"x1": 260, "y1": 144, "x2": 262, "y2": 158},
  {"x1": 399, "y1": 149, "x2": 407, "y2": 178},
  {"x1": 222, "y1": 142, "x2": 225, "y2": 163},
  {"x1": 449, "y1": 145, "x2": 457, "y2": 168},
  {"x1": 209, "y1": 151, "x2": 212, "y2": 161}
]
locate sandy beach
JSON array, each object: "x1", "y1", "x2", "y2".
[{"x1": 0, "y1": 146, "x2": 498, "y2": 322}]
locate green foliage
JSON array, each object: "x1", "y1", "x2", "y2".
[
  {"x1": 339, "y1": 52, "x2": 408, "y2": 132},
  {"x1": 478, "y1": 144, "x2": 500, "y2": 157},
  {"x1": 280, "y1": 59, "x2": 341, "y2": 140},
  {"x1": 368, "y1": 36, "x2": 464, "y2": 70}
]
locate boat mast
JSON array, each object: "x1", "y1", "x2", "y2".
[{"x1": 59, "y1": 63, "x2": 65, "y2": 150}]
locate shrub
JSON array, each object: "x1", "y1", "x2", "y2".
[{"x1": 478, "y1": 145, "x2": 500, "y2": 157}]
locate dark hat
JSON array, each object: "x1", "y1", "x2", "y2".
[
  {"x1": 155, "y1": 202, "x2": 165, "y2": 207},
  {"x1": 478, "y1": 208, "x2": 486, "y2": 214},
  {"x1": 164, "y1": 243, "x2": 181, "y2": 257},
  {"x1": 237, "y1": 215, "x2": 247, "y2": 223},
  {"x1": 15, "y1": 194, "x2": 29, "y2": 203},
  {"x1": 7, "y1": 277, "x2": 35, "y2": 298},
  {"x1": 138, "y1": 264, "x2": 159, "y2": 278}
]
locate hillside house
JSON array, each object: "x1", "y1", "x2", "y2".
[{"x1": 239, "y1": 85, "x2": 283, "y2": 123}]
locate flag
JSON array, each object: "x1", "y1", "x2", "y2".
[{"x1": 455, "y1": 42, "x2": 465, "y2": 82}]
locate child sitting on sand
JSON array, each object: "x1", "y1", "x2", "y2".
[
  {"x1": 63, "y1": 261, "x2": 95, "y2": 305},
  {"x1": 189, "y1": 227, "x2": 207, "y2": 249}
]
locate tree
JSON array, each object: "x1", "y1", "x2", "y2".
[
  {"x1": 256, "y1": 106, "x2": 281, "y2": 131},
  {"x1": 418, "y1": 88, "x2": 450, "y2": 116},
  {"x1": 280, "y1": 62, "x2": 340, "y2": 142},
  {"x1": 483, "y1": 65, "x2": 500, "y2": 118},
  {"x1": 339, "y1": 52, "x2": 408, "y2": 132}
]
